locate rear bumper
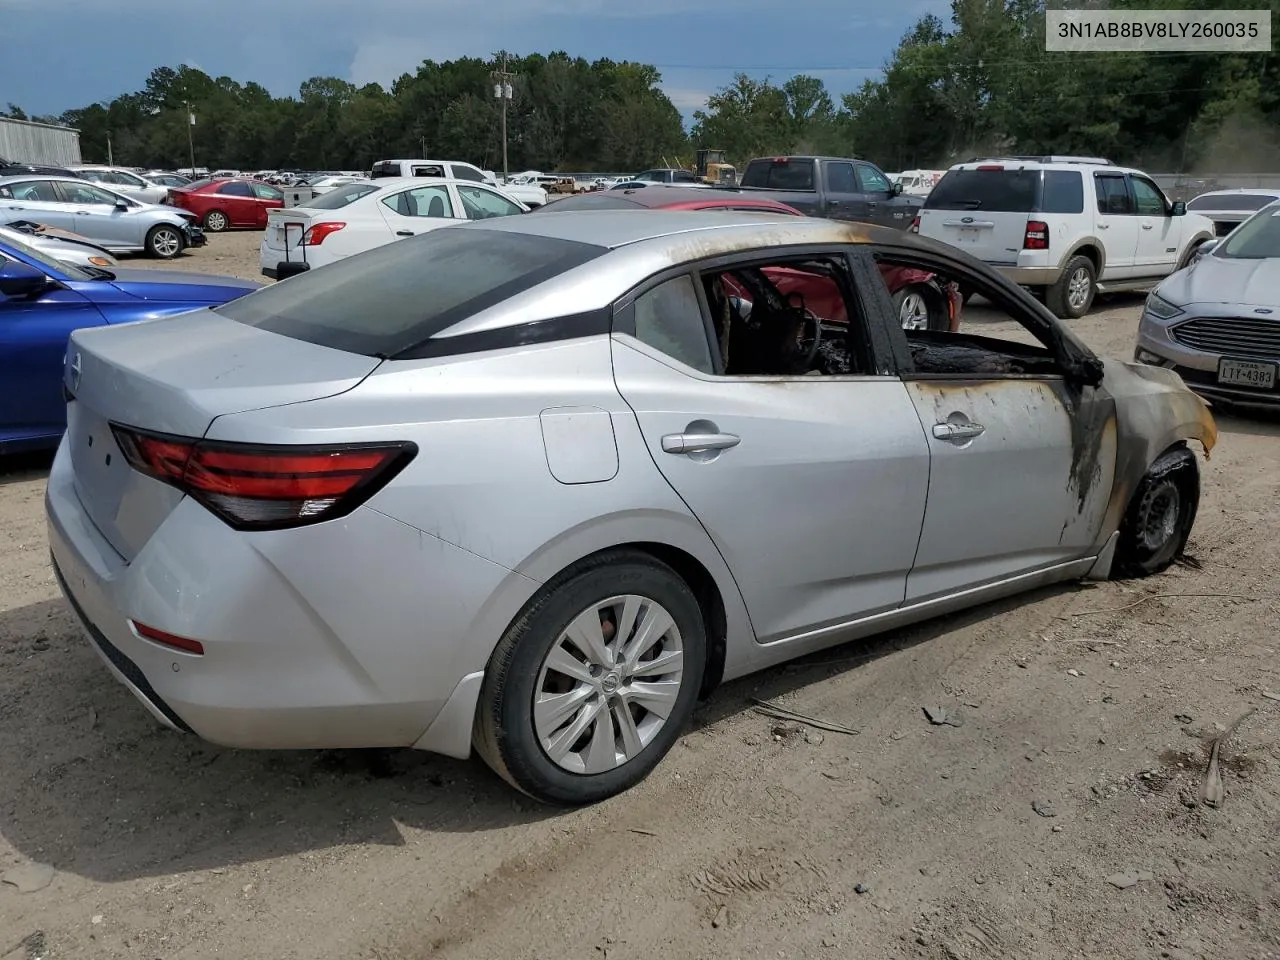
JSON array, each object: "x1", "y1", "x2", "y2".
[
  {"x1": 995, "y1": 265, "x2": 1061, "y2": 286},
  {"x1": 44, "y1": 438, "x2": 510, "y2": 752}
]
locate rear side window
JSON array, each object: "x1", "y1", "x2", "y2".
[
  {"x1": 631, "y1": 275, "x2": 714, "y2": 374},
  {"x1": 1095, "y1": 175, "x2": 1133, "y2": 215},
  {"x1": 740, "y1": 160, "x2": 815, "y2": 190},
  {"x1": 218, "y1": 181, "x2": 254, "y2": 197},
  {"x1": 823, "y1": 161, "x2": 856, "y2": 193},
  {"x1": 215, "y1": 228, "x2": 606, "y2": 357},
  {"x1": 451, "y1": 165, "x2": 486, "y2": 182},
  {"x1": 303, "y1": 183, "x2": 379, "y2": 209},
  {"x1": 924, "y1": 169, "x2": 1038, "y2": 212},
  {"x1": 370, "y1": 162, "x2": 400, "y2": 178},
  {"x1": 1039, "y1": 171, "x2": 1084, "y2": 213}
]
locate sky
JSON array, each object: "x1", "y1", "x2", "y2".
[{"x1": 0, "y1": 0, "x2": 951, "y2": 123}]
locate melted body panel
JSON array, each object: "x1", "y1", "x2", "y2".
[{"x1": 902, "y1": 378, "x2": 1118, "y2": 601}]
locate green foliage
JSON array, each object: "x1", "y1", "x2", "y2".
[
  {"x1": 58, "y1": 55, "x2": 688, "y2": 172},
  {"x1": 693, "y1": 0, "x2": 1277, "y2": 172}
]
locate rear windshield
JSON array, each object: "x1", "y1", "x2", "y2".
[
  {"x1": 370, "y1": 162, "x2": 403, "y2": 179},
  {"x1": 534, "y1": 193, "x2": 643, "y2": 211},
  {"x1": 926, "y1": 169, "x2": 1040, "y2": 211},
  {"x1": 302, "y1": 183, "x2": 379, "y2": 209},
  {"x1": 183, "y1": 178, "x2": 215, "y2": 190},
  {"x1": 215, "y1": 228, "x2": 606, "y2": 356},
  {"x1": 1188, "y1": 193, "x2": 1278, "y2": 212},
  {"x1": 740, "y1": 160, "x2": 815, "y2": 190}
]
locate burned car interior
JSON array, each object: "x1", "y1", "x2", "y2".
[{"x1": 691, "y1": 252, "x2": 1066, "y2": 379}]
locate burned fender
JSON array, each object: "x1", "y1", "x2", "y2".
[{"x1": 1094, "y1": 359, "x2": 1217, "y2": 543}]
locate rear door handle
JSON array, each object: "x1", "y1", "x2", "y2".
[
  {"x1": 1141, "y1": 223, "x2": 1153, "y2": 230},
  {"x1": 661, "y1": 431, "x2": 740, "y2": 455},
  {"x1": 396, "y1": 230, "x2": 414, "y2": 236},
  {"x1": 1097, "y1": 222, "x2": 1109, "y2": 229},
  {"x1": 933, "y1": 421, "x2": 985, "y2": 442}
]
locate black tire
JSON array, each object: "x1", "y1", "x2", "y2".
[
  {"x1": 145, "y1": 224, "x2": 184, "y2": 260},
  {"x1": 203, "y1": 209, "x2": 230, "y2": 232},
  {"x1": 473, "y1": 549, "x2": 706, "y2": 805},
  {"x1": 1046, "y1": 255, "x2": 1096, "y2": 319},
  {"x1": 893, "y1": 282, "x2": 949, "y2": 331},
  {"x1": 1112, "y1": 446, "x2": 1199, "y2": 579}
]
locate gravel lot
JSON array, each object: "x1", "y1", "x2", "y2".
[{"x1": 2, "y1": 233, "x2": 1278, "y2": 960}]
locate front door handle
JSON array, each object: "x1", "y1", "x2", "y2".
[
  {"x1": 1141, "y1": 223, "x2": 1153, "y2": 230},
  {"x1": 1097, "y1": 222, "x2": 1109, "y2": 229},
  {"x1": 662, "y1": 431, "x2": 740, "y2": 455},
  {"x1": 933, "y1": 420, "x2": 986, "y2": 442},
  {"x1": 396, "y1": 230, "x2": 414, "y2": 236}
]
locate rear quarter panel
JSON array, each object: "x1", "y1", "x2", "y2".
[{"x1": 202, "y1": 335, "x2": 756, "y2": 684}]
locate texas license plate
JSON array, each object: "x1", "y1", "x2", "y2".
[{"x1": 1217, "y1": 357, "x2": 1277, "y2": 389}]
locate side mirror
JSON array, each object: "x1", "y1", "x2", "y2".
[
  {"x1": 891, "y1": 182, "x2": 904, "y2": 196},
  {"x1": 115, "y1": 200, "x2": 130, "y2": 211},
  {"x1": 1171, "y1": 200, "x2": 1187, "y2": 216},
  {"x1": 1194, "y1": 237, "x2": 1220, "y2": 261},
  {"x1": 0, "y1": 260, "x2": 50, "y2": 297}
]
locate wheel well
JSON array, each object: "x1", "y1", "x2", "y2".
[
  {"x1": 581, "y1": 542, "x2": 728, "y2": 700},
  {"x1": 1072, "y1": 244, "x2": 1101, "y2": 273}
]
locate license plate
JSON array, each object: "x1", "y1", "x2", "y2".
[
  {"x1": 956, "y1": 227, "x2": 980, "y2": 242},
  {"x1": 1217, "y1": 357, "x2": 1277, "y2": 388}
]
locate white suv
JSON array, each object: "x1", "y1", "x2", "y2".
[{"x1": 913, "y1": 156, "x2": 1215, "y2": 318}]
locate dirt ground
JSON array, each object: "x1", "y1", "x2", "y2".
[{"x1": 2, "y1": 232, "x2": 1279, "y2": 960}]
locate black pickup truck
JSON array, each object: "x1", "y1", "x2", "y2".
[{"x1": 735, "y1": 155, "x2": 922, "y2": 228}]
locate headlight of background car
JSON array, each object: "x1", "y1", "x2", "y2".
[{"x1": 1143, "y1": 292, "x2": 1183, "y2": 320}]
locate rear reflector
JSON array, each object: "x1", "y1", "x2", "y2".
[
  {"x1": 909, "y1": 215, "x2": 920, "y2": 233},
  {"x1": 300, "y1": 221, "x2": 345, "y2": 245},
  {"x1": 132, "y1": 620, "x2": 205, "y2": 655},
  {"x1": 111, "y1": 426, "x2": 417, "y2": 531},
  {"x1": 1023, "y1": 219, "x2": 1050, "y2": 250}
]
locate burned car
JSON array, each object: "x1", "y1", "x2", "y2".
[{"x1": 48, "y1": 211, "x2": 1215, "y2": 806}]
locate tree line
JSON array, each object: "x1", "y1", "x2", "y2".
[{"x1": 5, "y1": 0, "x2": 1277, "y2": 174}]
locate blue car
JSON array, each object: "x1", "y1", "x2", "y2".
[{"x1": 0, "y1": 233, "x2": 262, "y2": 453}]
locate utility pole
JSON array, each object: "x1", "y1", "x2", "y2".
[
  {"x1": 491, "y1": 51, "x2": 516, "y2": 181},
  {"x1": 184, "y1": 99, "x2": 196, "y2": 172}
]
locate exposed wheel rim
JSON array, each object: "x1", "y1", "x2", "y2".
[
  {"x1": 151, "y1": 229, "x2": 181, "y2": 257},
  {"x1": 1137, "y1": 478, "x2": 1181, "y2": 553},
  {"x1": 899, "y1": 290, "x2": 930, "y2": 330},
  {"x1": 207, "y1": 212, "x2": 227, "y2": 230},
  {"x1": 1067, "y1": 267, "x2": 1092, "y2": 310},
  {"x1": 534, "y1": 594, "x2": 685, "y2": 775}
]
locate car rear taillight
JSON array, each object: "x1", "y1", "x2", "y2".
[
  {"x1": 909, "y1": 215, "x2": 920, "y2": 233},
  {"x1": 976, "y1": 164, "x2": 1004, "y2": 171},
  {"x1": 300, "y1": 222, "x2": 345, "y2": 245},
  {"x1": 1023, "y1": 220, "x2": 1049, "y2": 250},
  {"x1": 111, "y1": 426, "x2": 417, "y2": 530}
]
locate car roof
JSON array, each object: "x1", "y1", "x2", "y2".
[
  {"x1": 0, "y1": 174, "x2": 110, "y2": 186},
  {"x1": 433, "y1": 210, "x2": 952, "y2": 339},
  {"x1": 1192, "y1": 187, "x2": 1280, "y2": 197}
]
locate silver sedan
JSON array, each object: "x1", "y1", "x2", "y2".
[
  {"x1": 47, "y1": 211, "x2": 1216, "y2": 805},
  {"x1": 0, "y1": 221, "x2": 117, "y2": 267},
  {"x1": 0, "y1": 175, "x2": 202, "y2": 259},
  {"x1": 1137, "y1": 198, "x2": 1280, "y2": 408}
]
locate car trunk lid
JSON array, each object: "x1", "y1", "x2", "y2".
[
  {"x1": 263, "y1": 208, "x2": 316, "y2": 265},
  {"x1": 64, "y1": 309, "x2": 382, "y2": 560}
]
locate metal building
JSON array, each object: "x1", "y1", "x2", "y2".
[{"x1": 0, "y1": 116, "x2": 82, "y2": 166}]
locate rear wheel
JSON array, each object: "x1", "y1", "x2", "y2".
[
  {"x1": 145, "y1": 224, "x2": 184, "y2": 260},
  {"x1": 1112, "y1": 446, "x2": 1199, "y2": 578},
  {"x1": 1046, "y1": 255, "x2": 1096, "y2": 319},
  {"x1": 474, "y1": 550, "x2": 705, "y2": 805},
  {"x1": 203, "y1": 209, "x2": 230, "y2": 232}
]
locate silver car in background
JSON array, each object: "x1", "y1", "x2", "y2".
[
  {"x1": 47, "y1": 212, "x2": 1215, "y2": 806},
  {"x1": 1137, "y1": 198, "x2": 1280, "y2": 408},
  {"x1": 0, "y1": 175, "x2": 203, "y2": 259},
  {"x1": 0, "y1": 221, "x2": 118, "y2": 268},
  {"x1": 69, "y1": 165, "x2": 170, "y2": 205}
]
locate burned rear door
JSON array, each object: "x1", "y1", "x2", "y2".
[{"x1": 861, "y1": 246, "x2": 1118, "y2": 603}]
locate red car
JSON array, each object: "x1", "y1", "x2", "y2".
[
  {"x1": 166, "y1": 178, "x2": 285, "y2": 232},
  {"x1": 545, "y1": 186, "x2": 960, "y2": 331}
]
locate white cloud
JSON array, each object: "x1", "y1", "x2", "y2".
[{"x1": 661, "y1": 87, "x2": 711, "y2": 112}]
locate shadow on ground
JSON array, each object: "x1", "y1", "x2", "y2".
[{"x1": 0, "y1": 578, "x2": 1078, "y2": 884}]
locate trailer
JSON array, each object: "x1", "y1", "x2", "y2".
[{"x1": 0, "y1": 116, "x2": 82, "y2": 166}]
